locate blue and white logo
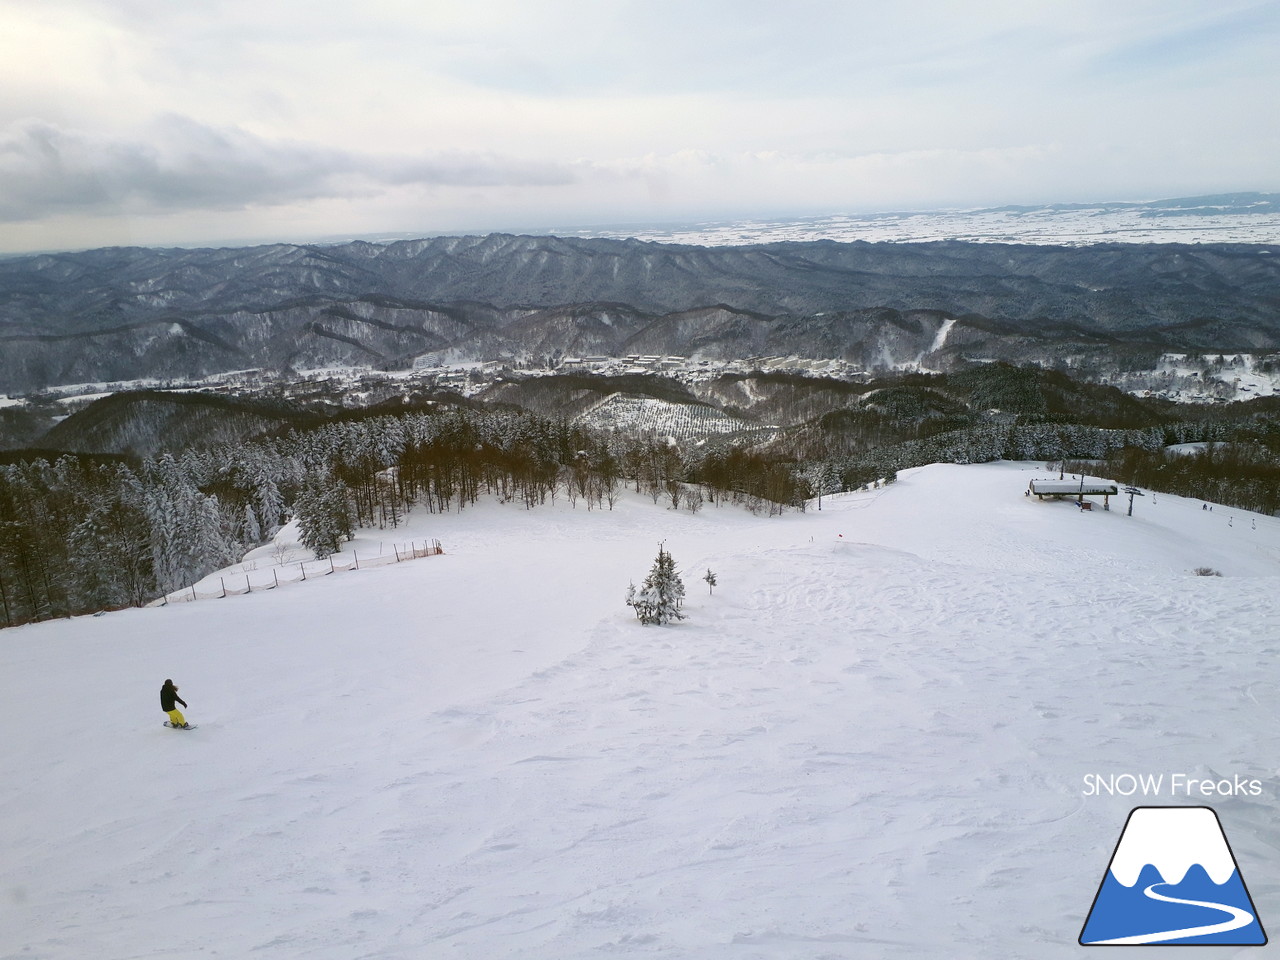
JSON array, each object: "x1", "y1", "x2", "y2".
[{"x1": 1080, "y1": 806, "x2": 1267, "y2": 946}]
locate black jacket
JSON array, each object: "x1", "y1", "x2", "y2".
[{"x1": 161, "y1": 683, "x2": 187, "y2": 712}]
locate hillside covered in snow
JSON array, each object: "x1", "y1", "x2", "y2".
[
  {"x1": 3, "y1": 233, "x2": 1279, "y2": 396},
  {"x1": 2, "y1": 461, "x2": 1279, "y2": 958}
]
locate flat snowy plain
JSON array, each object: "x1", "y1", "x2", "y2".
[
  {"x1": 3, "y1": 461, "x2": 1280, "y2": 959},
  {"x1": 573, "y1": 203, "x2": 1280, "y2": 247}
]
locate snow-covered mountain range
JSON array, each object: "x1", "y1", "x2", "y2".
[{"x1": 2, "y1": 222, "x2": 1279, "y2": 395}]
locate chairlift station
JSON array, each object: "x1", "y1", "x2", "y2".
[{"x1": 1027, "y1": 478, "x2": 1120, "y2": 511}]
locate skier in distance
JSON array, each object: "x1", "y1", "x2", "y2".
[{"x1": 161, "y1": 679, "x2": 190, "y2": 728}]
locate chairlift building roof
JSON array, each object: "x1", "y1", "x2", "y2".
[{"x1": 1028, "y1": 479, "x2": 1119, "y2": 497}]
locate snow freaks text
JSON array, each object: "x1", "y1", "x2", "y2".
[{"x1": 1082, "y1": 773, "x2": 1264, "y2": 798}]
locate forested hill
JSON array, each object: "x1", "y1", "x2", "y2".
[
  {"x1": 10, "y1": 360, "x2": 1277, "y2": 461},
  {"x1": 2, "y1": 235, "x2": 1279, "y2": 393},
  {"x1": 3, "y1": 391, "x2": 1278, "y2": 631}
]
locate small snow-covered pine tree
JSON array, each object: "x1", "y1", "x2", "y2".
[
  {"x1": 243, "y1": 503, "x2": 262, "y2": 547},
  {"x1": 626, "y1": 542, "x2": 686, "y2": 625},
  {"x1": 254, "y1": 472, "x2": 284, "y2": 540}
]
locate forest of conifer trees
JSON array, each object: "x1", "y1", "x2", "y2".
[
  {"x1": 1, "y1": 400, "x2": 1277, "y2": 630},
  {"x1": 0, "y1": 408, "x2": 812, "y2": 628}
]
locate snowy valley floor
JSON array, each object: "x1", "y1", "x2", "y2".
[{"x1": 3, "y1": 461, "x2": 1280, "y2": 959}]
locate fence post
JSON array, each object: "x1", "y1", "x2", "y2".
[
  {"x1": 246, "y1": 574, "x2": 251, "y2": 594},
  {"x1": 220, "y1": 577, "x2": 226, "y2": 598},
  {"x1": 301, "y1": 561, "x2": 306, "y2": 581},
  {"x1": 330, "y1": 556, "x2": 335, "y2": 574},
  {"x1": 354, "y1": 551, "x2": 359, "y2": 570},
  {"x1": 273, "y1": 569, "x2": 279, "y2": 589},
  {"x1": 191, "y1": 585, "x2": 197, "y2": 602}
]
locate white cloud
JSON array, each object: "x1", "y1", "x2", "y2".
[
  {"x1": 0, "y1": 116, "x2": 576, "y2": 222},
  {"x1": 0, "y1": 0, "x2": 1277, "y2": 250}
]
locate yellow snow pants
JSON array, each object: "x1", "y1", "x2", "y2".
[{"x1": 166, "y1": 709, "x2": 186, "y2": 726}]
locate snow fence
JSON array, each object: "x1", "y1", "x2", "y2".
[{"x1": 152, "y1": 539, "x2": 444, "y2": 606}]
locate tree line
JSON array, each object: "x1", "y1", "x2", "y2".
[
  {"x1": 1099, "y1": 442, "x2": 1280, "y2": 517},
  {"x1": 2, "y1": 398, "x2": 1275, "y2": 630},
  {"x1": 0, "y1": 408, "x2": 812, "y2": 628},
  {"x1": 803, "y1": 415, "x2": 1279, "y2": 515}
]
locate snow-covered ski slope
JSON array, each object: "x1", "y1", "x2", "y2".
[{"x1": 3, "y1": 461, "x2": 1279, "y2": 959}]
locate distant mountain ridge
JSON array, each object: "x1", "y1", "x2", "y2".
[{"x1": 1, "y1": 234, "x2": 1278, "y2": 393}]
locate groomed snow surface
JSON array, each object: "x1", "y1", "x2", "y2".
[{"x1": 3, "y1": 461, "x2": 1279, "y2": 959}]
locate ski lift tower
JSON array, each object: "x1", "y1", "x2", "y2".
[{"x1": 1125, "y1": 485, "x2": 1144, "y2": 517}]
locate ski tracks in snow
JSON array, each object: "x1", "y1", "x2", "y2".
[
  {"x1": 7, "y1": 466, "x2": 1280, "y2": 959},
  {"x1": 364, "y1": 536, "x2": 1280, "y2": 957},
  {"x1": 208, "y1": 490, "x2": 1266, "y2": 958}
]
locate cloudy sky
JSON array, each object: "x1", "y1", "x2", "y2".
[{"x1": 2, "y1": 0, "x2": 1278, "y2": 253}]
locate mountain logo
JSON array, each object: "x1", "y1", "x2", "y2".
[{"x1": 1080, "y1": 806, "x2": 1267, "y2": 946}]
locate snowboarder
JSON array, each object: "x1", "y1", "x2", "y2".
[{"x1": 161, "y1": 679, "x2": 190, "y2": 728}]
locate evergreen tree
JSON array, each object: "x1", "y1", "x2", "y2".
[
  {"x1": 243, "y1": 503, "x2": 262, "y2": 547},
  {"x1": 295, "y1": 474, "x2": 352, "y2": 559},
  {"x1": 68, "y1": 476, "x2": 155, "y2": 610},
  {"x1": 138, "y1": 455, "x2": 232, "y2": 594},
  {"x1": 626, "y1": 543, "x2": 686, "y2": 625},
  {"x1": 254, "y1": 472, "x2": 284, "y2": 540}
]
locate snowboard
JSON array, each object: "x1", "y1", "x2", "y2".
[{"x1": 163, "y1": 721, "x2": 198, "y2": 730}]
